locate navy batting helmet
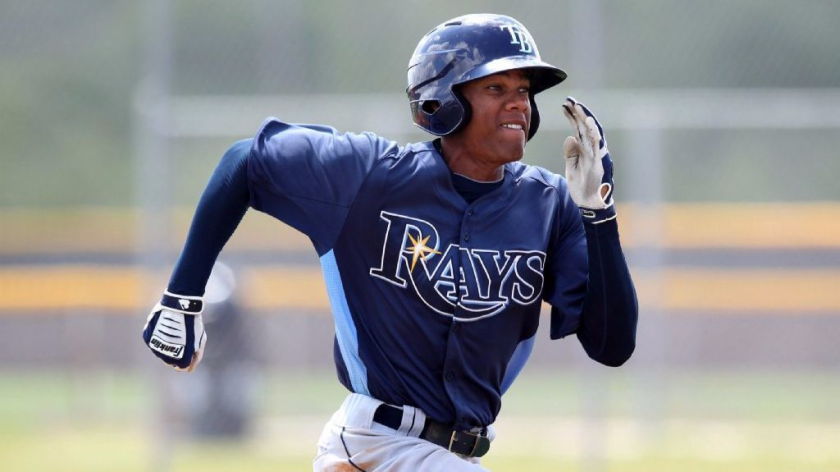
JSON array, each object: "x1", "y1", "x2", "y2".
[{"x1": 407, "y1": 14, "x2": 566, "y2": 140}]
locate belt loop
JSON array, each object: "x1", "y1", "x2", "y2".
[
  {"x1": 407, "y1": 406, "x2": 426, "y2": 437},
  {"x1": 397, "y1": 405, "x2": 415, "y2": 436}
]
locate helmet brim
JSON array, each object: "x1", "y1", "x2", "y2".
[{"x1": 455, "y1": 56, "x2": 567, "y2": 94}]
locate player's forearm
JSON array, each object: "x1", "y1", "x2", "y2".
[
  {"x1": 577, "y1": 218, "x2": 638, "y2": 367},
  {"x1": 167, "y1": 140, "x2": 252, "y2": 296}
]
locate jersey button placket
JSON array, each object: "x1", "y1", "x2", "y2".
[
  {"x1": 444, "y1": 207, "x2": 468, "y2": 400},
  {"x1": 463, "y1": 207, "x2": 473, "y2": 243}
]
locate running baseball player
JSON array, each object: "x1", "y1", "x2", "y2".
[{"x1": 142, "y1": 14, "x2": 638, "y2": 471}]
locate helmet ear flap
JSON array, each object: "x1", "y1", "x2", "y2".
[
  {"x1": 420, "y1": 100, "x2": 441, "y2": 115},
  {"x1": 449, "y1": 86, "x2": 472, "y2": 135},
  {"x1": 527, "y1": 93, "x2": 540, "y2": 141},
  {"x1": 413, "y1": 93, "x2": 467, "y2": 135}
]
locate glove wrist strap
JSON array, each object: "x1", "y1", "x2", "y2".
[
  {"x1": 161, "y1": 291, "x2": 204, "y2": 315},
  {"x1": 580, "y1": 205, "x2": 617, "y2": 225}
]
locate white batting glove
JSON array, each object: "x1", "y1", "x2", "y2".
[
  {"x1": 562, "y1": 96, "x2": 617, "y2": 224},
  {"x1": 142, "y1": 292, "x2": 207, "y2": 372}
]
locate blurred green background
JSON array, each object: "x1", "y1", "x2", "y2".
[
  {"x1": 3, "y1": 0, "x2": 840, "y2": 206},
  {"x1": 1, "y1": 1, "x2": 839, "y2": 471}
]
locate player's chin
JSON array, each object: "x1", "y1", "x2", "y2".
[{"x1": 498, "y1": 137, "x2": 526, "y2": 161}]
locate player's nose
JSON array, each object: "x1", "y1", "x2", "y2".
[{"x1": 504, "y1": 92, "x2": 530, "y2": 112}]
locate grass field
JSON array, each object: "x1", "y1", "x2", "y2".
[{"x1": 2, "y1": 369, "x2": 839, "y2": 472}]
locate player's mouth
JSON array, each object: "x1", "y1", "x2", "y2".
[{"x1": 500, "y1": 121, "x2": 526, "y2": 134}]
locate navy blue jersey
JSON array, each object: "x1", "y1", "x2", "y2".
[{"x1": 247, "y1": 118, "x2": 590, "y2": 429}]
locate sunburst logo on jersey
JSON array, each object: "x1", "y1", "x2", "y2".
[{"x1": 406, "y1": 233, "x2": 441, "y2": 272}]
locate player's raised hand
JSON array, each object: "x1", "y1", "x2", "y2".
[
  {"x1": 562, "y1": 97, "x2": 617, "y2": 224},
  {"x1": 142, "y1": 292, "x2": 207, "y2": 372}
]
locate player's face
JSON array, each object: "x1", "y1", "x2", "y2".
[{"x1": 457, "y1": 70, "x2": 532, "y2": 165}]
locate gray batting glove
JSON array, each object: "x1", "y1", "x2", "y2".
[{"x1": 562, "y1": 97, "x2": 617, "y2": 224}]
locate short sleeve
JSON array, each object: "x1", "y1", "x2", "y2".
[
  {"x1": 543, "y1": 180, "x2": 589, "y2": 339},
  {"x1": 248, "y1": 118, "x2": 399, "y2": 255}
]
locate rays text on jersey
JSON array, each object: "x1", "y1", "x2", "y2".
[{"x1": 370, "y1": 211, "x2": 545, "y2": 321}]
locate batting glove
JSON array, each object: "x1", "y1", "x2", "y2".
[
  {"x1": 562, "y1": 96, "x2": 617, "y2": 224},
  {"x1": 142, "y1": 292, "x2": 207, "y2": 372}
]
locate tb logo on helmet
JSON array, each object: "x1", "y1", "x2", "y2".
[{"x1": 500, "y1": 25, "x2": 533, "y2": 54}]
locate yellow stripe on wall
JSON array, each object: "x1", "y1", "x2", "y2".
[
  {"x1": 621, "y1": 203, "x2": 840, "y2": 249},
  {"x1": 634, "y1": 268, "x2": 840, "y2": 313},
  {"x1": 0, "y1": 266, "x2": 145, "y2": 310},
  {"x1": 244, "y1": 267, "x2": 328, "y2": 310},
  {"x1": 2, "y1": 203, "x2": 840, "y2": 254},
  {"x1": 1, "y1": 266, "x2": 838, "y2": 314}
]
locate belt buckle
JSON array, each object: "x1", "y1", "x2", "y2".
[
  {"x1": 448, "y1": 431, "x2": 458, "y2": 451},
  {"x1": 448, "y1": 430, "x2": 482, "y2": 457}
]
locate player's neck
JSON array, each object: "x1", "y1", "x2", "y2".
[{"x1": 437, "y1": 139, "x2": 505, "y2": 183}]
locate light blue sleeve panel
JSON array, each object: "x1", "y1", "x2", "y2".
[
  {"x1": 248, "y1": 118, "x2": 399, "y2": 255},
  {"x1": 500, "y1": 334, "x2": 536, "y2": 395},
  {"x1": 320, "y1": 249, "x2": 370, "y2": 395}
]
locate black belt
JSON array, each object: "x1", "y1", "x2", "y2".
[{"x1": 372, "y1": 404, "x2": 490, "y2": 458}]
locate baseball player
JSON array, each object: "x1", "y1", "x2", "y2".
[{"x1": 142, "y1": 14, "x2": 637, "y2": 471}]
